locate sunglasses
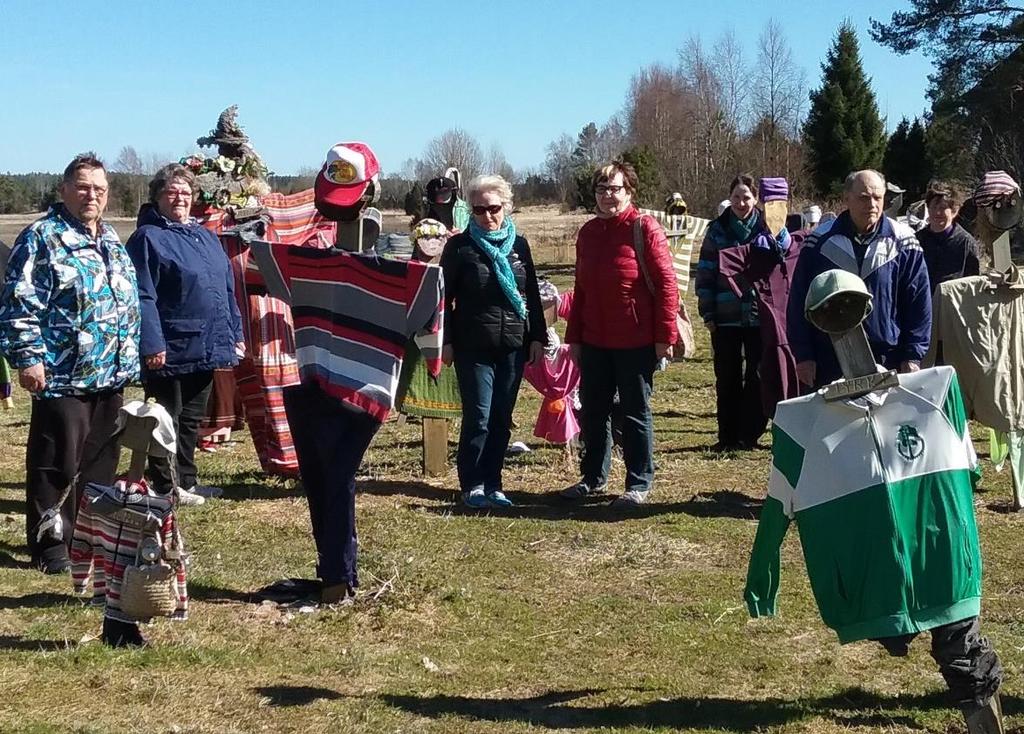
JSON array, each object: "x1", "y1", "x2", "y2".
[{"x1": 472, "y1": 204, "x2": 503, "y2": 215}]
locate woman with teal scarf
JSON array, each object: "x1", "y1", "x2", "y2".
[
  {"x1": 440, "y1": 175, "x2": 546, "y2": 509},
  {"x1": 695, "y1": 173, "x2": 770, "y2": 451}
]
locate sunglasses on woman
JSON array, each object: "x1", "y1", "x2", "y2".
[{"x1": 472, "y1": 204, "x2": 503, "y2": 215}]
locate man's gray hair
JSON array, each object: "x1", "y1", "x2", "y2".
[
  {"x1": 843, "y1": 169, "x2": 886, "y2": 193},
  {"x1": 149, "y1": 163, "x2": 196, "y2": 204}
]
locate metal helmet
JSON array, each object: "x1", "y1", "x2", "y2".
[{"x1": 805, "y1": 269, "x2": 874, "y2": 334}]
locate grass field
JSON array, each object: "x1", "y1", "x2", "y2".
[{"x1": 0, "y1": 209, "x2": 1022, "y2": 733}]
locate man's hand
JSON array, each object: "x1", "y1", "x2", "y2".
[
  {"x1": 528, "y1": 341, "x2": 544, "y2": 366},
  {"x1": 796, "y1": 360, "x2": 816, "y2": 386},
  {"x1": 145, "y1": 352, "x2": 166, "y2": 370},
  {"x1": 441, "y1": 344, "x2": 454, "y2": 367},
  {"x1": 655, "y1": 342, "x2": 673, "y2": 360},
  {"x1": 18, "y1": 363, "x2": 46, "y2": 393},
  {"x1": 899, "y1": 360, "x2": 921, "y2": 374},
  {"x1": 569, "y1": 344, "x2": 582, "y2": 364}
]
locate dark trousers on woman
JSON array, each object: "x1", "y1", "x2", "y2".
[
  {"x1": 25, "y1": 391, "x2": 123, "y2": 564},
  {"x1": 284, "y1": 382, "x2": 380, "y2": 588},
  {"x1": 144, "y1": 370, "x2": 214, "y2": 492},
  {"x1": 711, "y1": 326, "x2": 767, "y2": 447},
  {"x1": 453, "y1": 347, "x2": 526, "y2": 493},
  {"x1": 579, "y1": 344, "x2": 656, "y2": 493}
]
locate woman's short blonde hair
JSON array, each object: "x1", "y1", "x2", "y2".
[{"x1": 466, "y1": 174, "x2": 514, "y2": 211}]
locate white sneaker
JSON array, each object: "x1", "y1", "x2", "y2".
[{"x1": 175, "y1": 487, "x2": 206, "y2": 506}]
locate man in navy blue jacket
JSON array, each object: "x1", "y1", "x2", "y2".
[{"x1": 787, "y1": 170, "x2": 932, "y2": 388}]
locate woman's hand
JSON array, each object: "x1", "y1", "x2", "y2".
[
  {"x1": 655, "y1": 342, "x2": 673, "y2": 361},
  {"x1": 528, "y1": 341, "x2": 544, "y2": 366},
  {"x1": 442, "y1": 345, "x2": 454, "y2": 366},
  {"x1": 145, "y1": 352, "x2": 166, "y2": 370}
]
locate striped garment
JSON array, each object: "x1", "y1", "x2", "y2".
[
  {"x1": 638, "y1": 208, "x2": 709, "y2": 295},
  {"x1": 251, "y1": 241, "x2": 444, "y2": 422},
  {"x1": 70, "y1": 480, "x2": 187, "y2": 623},
  {"x1": 262, "y1": 190, "x2": 337, "y2": 246}
]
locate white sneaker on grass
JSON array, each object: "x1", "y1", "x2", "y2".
[{"x1": 175, "y1": 487, "x2": 206, "y2": 506}]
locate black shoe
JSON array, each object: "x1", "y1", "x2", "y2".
[
  {"x1": 102, "y1": 617, "x2": 147, "y2": 648},
  {"x1": 709, "y1": 442, "x2": 741, "y2": 453}
]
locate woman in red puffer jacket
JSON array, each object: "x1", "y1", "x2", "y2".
[{"x1": 561, "y1": 161, "x2": 679, "y2": 507}]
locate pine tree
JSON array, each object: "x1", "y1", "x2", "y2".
[
  {"x1": 802, "y1": 21, "x2": 887, "y2": 197},
  {"x1": 620, "y1": 146, "x2": 659, "y2": 208},
  {"x1": 883, "y1": 117, "x2": 932, "y2": 202}
]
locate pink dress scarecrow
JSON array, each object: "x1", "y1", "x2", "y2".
[{"x1": 523, "y1": 283, "x2": 581, "y2": 444}]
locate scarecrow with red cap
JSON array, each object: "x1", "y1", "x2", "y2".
[{"x1": 249, "y1": 142, "x2": 445, "y2": 606}]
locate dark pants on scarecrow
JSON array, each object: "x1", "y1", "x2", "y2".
[
  {"x1": 875, "y1": 616, "x2": 1002, "y2": 707},
  {"x1": 144, "y1": 370, "x2": 214, "y2": 492},
  {"x1": 284, "y1": 382, "x2": 380, "y2": 589},
  {"x1": 711, "y1": 326, "x2": 767, "y2": 447},
  {"x1": 25, "y1": 391, "x2": 123, "y2": 565},
  {"x1": 578, "y1": 344, "x2": 656, "y2": 493}
]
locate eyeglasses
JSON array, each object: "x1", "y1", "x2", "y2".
[
  {"x1": 472, "y1": 204, "x2": 503, "y2": 215},
  {"x1": 595, "y1": 185, "x2": 625, "y2": 196},
  {"x1": 74, "y1": 185, "x2": 108, "y2": 197}
]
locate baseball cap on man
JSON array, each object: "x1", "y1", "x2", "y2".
[{"x1": 314, "y1": 142, "x2": 381, "y2": 207}]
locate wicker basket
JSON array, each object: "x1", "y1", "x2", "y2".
[{"x1": 120, "y1": 563, "x2": 177, "y2": 620}]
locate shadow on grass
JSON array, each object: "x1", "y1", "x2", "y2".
[
  {"x1": 0, "y1": 634, "x2": 72, "y2": 652},
  {"x1": 359, "y1": 480, "x2": 456, "y2": 504},
  {"x1": 411, "y1": 489, "x2": 763, "y2": 522},
  {"x1": 378, "y1": 686, "x2": 1019, "y2": 731},
  {"x1": 0, "y1": 591, "x2": 78, "y2": 609},
  {"x1": 187, "y1": 580, "x2": 255, "y2": 605},
  {"x1": 254, "y1": 685, "x2": 342, "y2": 707},
  {"x1": 217, "y1": 481, "x2": 302, "y2": 502},
  {"x1": 0, "y1": 540, "x2": 33, "y2": 569}
]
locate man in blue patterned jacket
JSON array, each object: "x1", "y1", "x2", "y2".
[
  {"x1": 0, "y1": 153, "x2": 140, "y2": 574},
  {"x1": 787, "y1": 170, "x2": 932, "y2": 388}
]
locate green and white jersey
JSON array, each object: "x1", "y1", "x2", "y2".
[{"x1": 745, "y1": 366, "x2": 982, "y2": 643}]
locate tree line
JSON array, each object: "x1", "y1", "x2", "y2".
[{"x1": 3, "y1": 4, "x2": 1020, "y2": 220}]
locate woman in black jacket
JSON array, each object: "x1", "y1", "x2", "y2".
[{"x1": 441, "y1": 174, "x2": 545, "y2": 508}]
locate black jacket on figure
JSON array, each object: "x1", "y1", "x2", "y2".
[
  {"x1": 917, "y1": 223, "x2": 981, "y2": 290},
  {"x1": 440, "y1": 232, "x2": 547, "y2": 353}
]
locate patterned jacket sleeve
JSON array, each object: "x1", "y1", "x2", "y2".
[
  {"x1": 125, "y1": 230, "x2": 166, "y2": 358},
  {"x1": 641, "y1": 216, "x2": 680, "y2": 344},
  {"x1": 0, "y1": 228, "x2": 50, "y2": 368},
  {"x1": 694, "y1": 225, "x2": 720, "y2": 324}
]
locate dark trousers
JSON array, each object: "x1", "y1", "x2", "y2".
[
  {"x1": 711, "y1": 326, "x2": 767, "y2": 446},
  {"x1": 144, "y1": 370, "x2": 214, "y2": 492},
  {"x1": 284, "y1": 382, "x2": 380, "y2": 588},
  {"x1": 25, "y1": 391, "x2": 123, "y2": 561},
  {"x1": 876, "y1": 616, "x2": 1002, "y2": 707},
  {"x1": 579, "y1": 344, "x2": 655, "y2": 492},
  {"x1": 453, "y1": 347, "x2": 526, "y2": 493}
]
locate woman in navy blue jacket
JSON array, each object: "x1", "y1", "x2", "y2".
[{"x1": 126, "y1": 163, "x2": 244, "y2": 504}]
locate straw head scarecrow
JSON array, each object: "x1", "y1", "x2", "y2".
[
  {"x1": 249, "y1": 141, "x2": 445, "y2": 606},
  {"x1": 925, "y1": 170, "x2": 1024, "y2": 511},
  {"x1": 746, "y1": 268, "x2": 1005, "y2": 734}
]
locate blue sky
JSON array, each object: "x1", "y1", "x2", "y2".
[{"x1": 0, "y1": 1, "x2": 934, "y2": 176}]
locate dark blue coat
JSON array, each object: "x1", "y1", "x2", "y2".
[
  {"x1": 126, "y1": 205, "x2": 244, "y2": 376},
  {"x1": 786, "y1": 212, "x2": 931, "y2": 387}
]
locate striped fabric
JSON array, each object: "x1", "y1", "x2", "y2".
[
  {"x1": 262, "y1": 190, "x2": 337, "y2": 247},
  {"x1": 221, "y1": 233, "x2": 302, "y2": 478},
  {"x1": 251, "y1": 241, "x2": 444, "y2": 423},
  {"x1": 638, "y1": 209, "x2": 710, "y2": 295},
  {"x1": 973, "y1": 171, "x2": 1021, "y2": 207},
  {"x1": 70, "y1": 480, "x2": 187, "y2": 624}
]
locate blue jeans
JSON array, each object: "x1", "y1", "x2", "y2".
[
  {"x1": 578, "y1": 344, "x2": 656, "y2": 493},
  {"x1": 453, "y1": 347, "x2": 526, "y2": 493}
]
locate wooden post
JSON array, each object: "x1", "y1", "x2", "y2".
[{"x1": 422, "y1": 417, "x2": 448, "y2": 477}]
